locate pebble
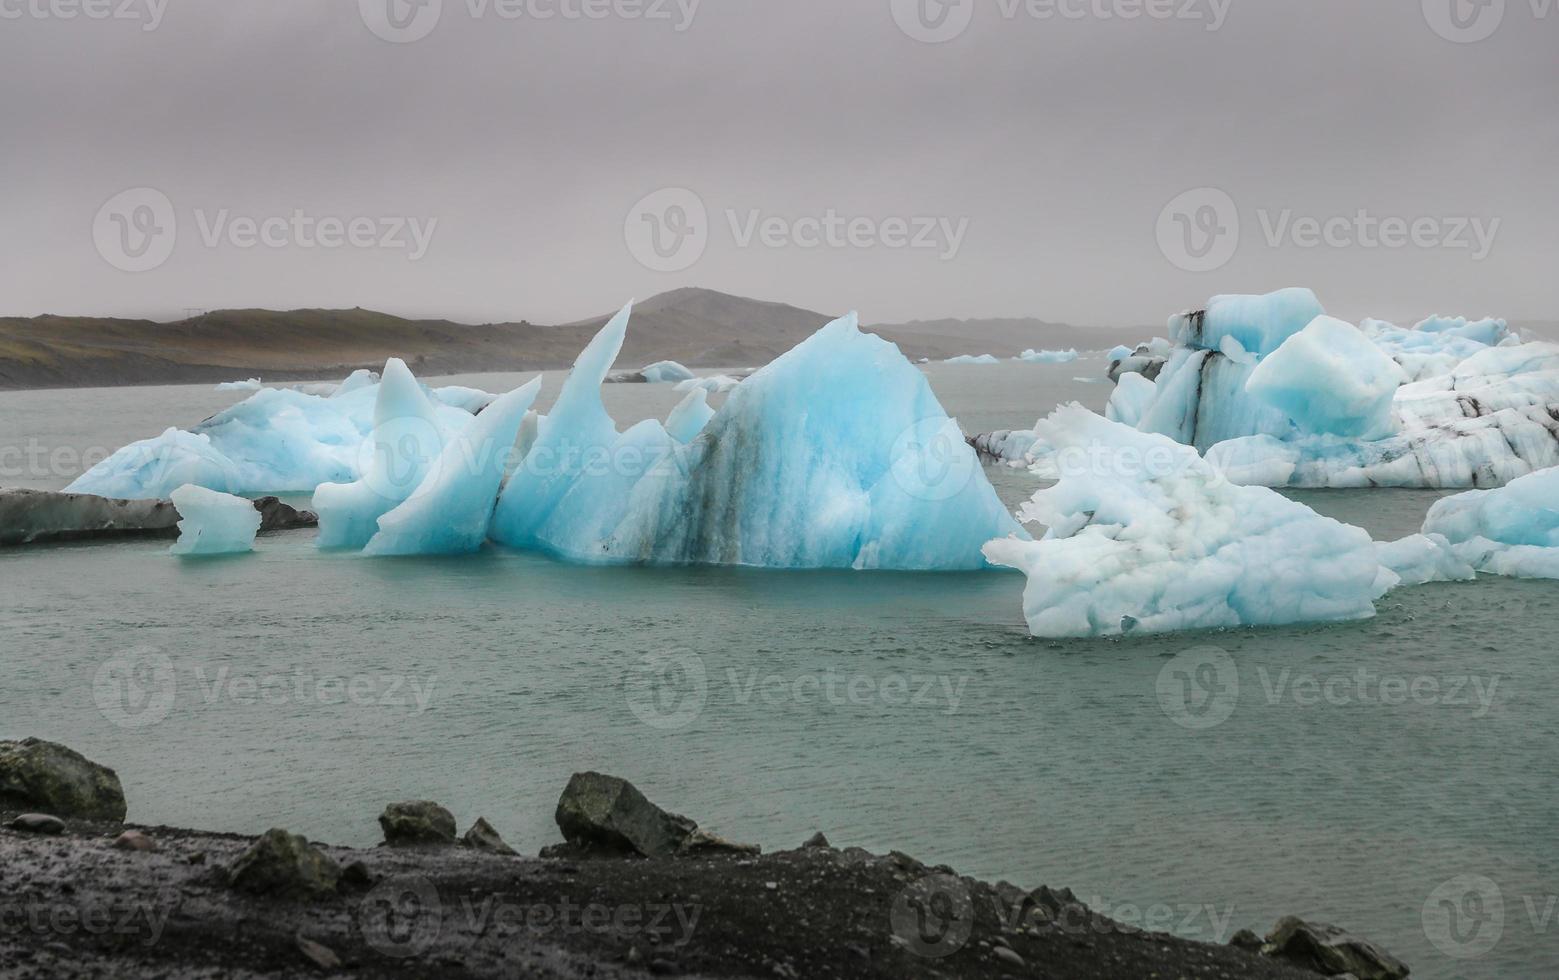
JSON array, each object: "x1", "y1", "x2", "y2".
[
  {"x1": 112, "y1": 830, "x2": 156, "y2": 852},
  {"x1": 994, "y1": 946, "x2": 1026, "y2": 967}
]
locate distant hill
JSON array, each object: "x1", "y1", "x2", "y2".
[{"x1": 0, "y1": 288, "x2": 1133, "y2": 390}]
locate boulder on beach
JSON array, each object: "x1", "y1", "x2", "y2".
[
  {"x1": 554, "y1": 772, "x2": 697, "y2": 858},
  {"x1": 229, "y1": 828, "x2": 340, "y2": 899},
  {"x1": 461, "y1": 816, "x2": 517, "y2": 856},
  {"x1": 1263, "y1": 916, "x2": 1409, "y2": 980},
  {"x1": 10, "y1": 813, "x2": 66, "y2": 835},
  {"x1": 379, "y1": 800, "x2": 457, "y2": 847},
  {"x1": 0, "y1": 738, "x2": 127, "y2": 821}
]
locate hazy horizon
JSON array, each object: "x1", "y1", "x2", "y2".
[{"x1": 2, "y1": 2, "x2": 1554, "y2": 328}]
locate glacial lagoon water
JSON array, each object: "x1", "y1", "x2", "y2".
[{"x1": 2, "y1": 359, "x2": 1555, "y2": 979}]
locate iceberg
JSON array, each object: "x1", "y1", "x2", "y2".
[
  {"x1": 1373, "y1": 533, "x2": 1476, "y2": 590},
  {"x1": 1421, "y1": 467, "x2": 1559, "y2": 578},
  {"x1": 216, "y1": 378, "x2": 263, "y2": 392},
  {"x1": 944, "y1": 354, "x2": 1001, "y2": 366},
  {"x1": 169, "y1": 484, "x2": 261, "y2": 556},
  {"x1": 673, "y1": 374, "x2": 742, "y2": 395},
  {"x1": 981, "y1": 406, "x2": 1381, "y2": 637},
  {"x1": 1000, "y1": 288, "x2": 1559, "y2": 489},
  {"x1": 638, "y1": 360, "x2": 696, "y2": 384},
  {"x1": 501, "y1": 309, "x2": 1023, "y2": 569},
  {"x1": 1169, "y1": 287, "x2": 1325, "y2": 357},
  {"x1": 1017, "y1": 349, "x2": 1079, "y2": 364},
  {"x1": 1245, "y1": 315, "x2": 1405, "y2": 440},
  {"x1": 67, "y1": 368, "x2": 476, "y2": 500},
  {"x1": 312, "y1": 359, "x2": 452, "y2": 550},
  {"x1": 664, "y1": 387, "x2": 714, "y2": 443},
  {"x1": 364, "y1": 379, "x2": 541, "y2": 556}
]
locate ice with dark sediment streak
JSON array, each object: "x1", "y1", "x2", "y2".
[{"x1": 496, "y1": 309, "x2": 1024, "y2": 569}]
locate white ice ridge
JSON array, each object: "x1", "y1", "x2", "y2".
[
  {"x1": 979, "y1": 287, "x2": 1559, "y2": 489},
  {"x1": 944, "y1": 354, "x2": 1002, "y2": 365},
  {"x1": 1421, "y1": 466, "x2": 1559, "y2": 578},
  {"x1": 493, "y1": 309, "x2": 1024, "y2": 569},
  {"x1": 981, "y1": 407, "x2": 1382, "y2": 638},
  {"x1": 638, "y1": 360, "x2": 696, "y2": 383},
  {"x1": 169, "y1": 484, "x2": 261, "y2": 556},
  {"x1": 1016, "y1": 349, "x2": 1078, "y2": 364}
]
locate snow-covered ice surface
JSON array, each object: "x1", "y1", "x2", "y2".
[
  {"x1": 1372, "y1": 533, "x2": 1475, "y2": 591},
  {"x1": 499, "y1": 310, "x2": 1023, "y2": 569},
  {"x1": 365, "y1": 379, "x2": 541, "y2": 556},
  {"x1": 981, "y1": 407, "x2": 1382, "y2": 638},
  {"x1": 944, "y1": 354, "x2": 1001, "y2": 366},
  {"x1": 969, "y1": 287, "x2": 1559, "y2": 490},
  {"x1": 1421, "y1": 467, "x2": 1559, "y2": 578},
  {"x1": 168, "y1": 484, "x2": 261, "y2": 556}
]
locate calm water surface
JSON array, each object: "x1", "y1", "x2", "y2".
[{"x1": 1, "y1": 360, "x2": 1554, "y2": 979}]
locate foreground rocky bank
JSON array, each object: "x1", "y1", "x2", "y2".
[{"x1": 0, "y1": 741, "x2": 1409, "y2": 979}]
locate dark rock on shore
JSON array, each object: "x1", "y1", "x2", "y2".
[
  {"x1": 554, "y1": 771, "x2": 697, "y2": 858},
  {"x1": 1262, "y1": 916, "x2": 1410, "y2": 979},
  {"x1": 9, "y1": 813, "x2": 65, "y2": 835},
  {"x1": 378, "y1": 800, "x2": 457, "y2": 847},
  {"x1": 229, "y1": 828, "x2": 341, "y2": 898},
  {"x1": 0, "y1": 738, "x2": 127, "y2": 820},
  {"x1": 0, "y1": 488, "x2": 316, "y2": 546},
  {"x1": 461, "y1": 816, "x2": 517, "y2": 855}
]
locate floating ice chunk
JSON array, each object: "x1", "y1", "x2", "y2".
[
  {"x1": 1104, "y1": 372, "x2": 1157, "y2": 429},
  {"x1": 664, "y1": 387, "x2": 714, "y2": 443},
  {"x1": 331, "y1": 369, "x2": 380, "y2": 397},
  {"x1": 430, "y1": 385, "x2": 499, "y2": 414},
  {"x1": 1373, "y1": 533, "x2": 1476, "y2": 590},
  {"x1": 169, "y1": 484, "x2": 261, "y2": 556},
  {"x1": 673, "y1": 374, "x2": 741, "y2": 395},
  {"x1": 491, "y1": 303, "x2": 631, "y2": 549},
  {"x1": 364, "y1": 379, "x2": 541, "y2": 556},
  {"x1": 67, "y1": 428, "x2": 246, "y2": 500},
  {"x1": 944, "y1": 354, "x2": 1001, "y2": 366},
  {"x1": 216, "y1": 378, "x2": 263, "y2": 393},
  {"x1": 515, "y1": 310, "x2": 1022, "y2": 569},
  {"x1": 1169, "y1": 288, "x2": 1325, "y2": 357},
  {"x1": 1017, "y1": 349, "x2": 1079, "y2": 364},
  {"x1": 638, "y1": 360, "x2": 697, "y2": 383},
  {"x1": 313, "y1": 358, "x2": 449, "y2": 550},
  {"x1": 981, "y1": 407, "x2": 1380, "y2": 637},
  {"x1": 1422, "y1": 467, "x2": 1559, "y2": 577},
  {"x1": 1245, "y1": 316, "x2": 1406, "y2": 440},
  {"x1": 1107, "y1": 345, "x2": 1134, "y2": 362}
]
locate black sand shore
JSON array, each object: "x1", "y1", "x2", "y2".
[{"x1": 0, "y1": 812, "x2": 1331, "y2": 980}]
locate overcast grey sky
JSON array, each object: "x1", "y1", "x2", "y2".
[{"x1": 1, "y1": 0, "x2": 1554, "y2": 327}]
